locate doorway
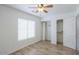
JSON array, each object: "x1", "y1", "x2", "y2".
[
  {"x1": 57, "y1": 20, "x2": 63, "y2": 45},
  {"x1": 41, "y1": 21, "x2": 50, "y2": 41}
]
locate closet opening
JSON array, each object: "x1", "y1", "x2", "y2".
[{"x1": 57, "y1": 19, "x2": 63, "y2": 46}]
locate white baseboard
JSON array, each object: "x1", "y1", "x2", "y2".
[{"x1": 8, "y1": 39, "x2": 41, "y2": 55}]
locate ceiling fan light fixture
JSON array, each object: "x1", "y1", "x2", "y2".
[
  {"x1": 29, "y1": 4, "x2": 53, "y2": 13},
  {"x1": 37, "y1": 7, "x2": 44, "y2": 12}
]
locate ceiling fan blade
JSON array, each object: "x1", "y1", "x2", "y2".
[
  {"x1": 41, "y1": 4, "x2": 44, "y2": 7},
  {"x1": 43, "y1": 10, "x2": 48, "y2": 13},
  {"x1": 45, "y1": 5, "x2": 53, "y2": 8},
  {"x1": 38, "y1": 4, "x2": 44, "y2": 8}
]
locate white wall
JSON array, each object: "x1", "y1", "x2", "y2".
[
  {"x1": 50, "y1": 19, "x2": 57, "y2": 44},
  {"x1": 43, "y1": 12, "x2": 76, "y2": 49},
  {"x1": 63, "y1": 15, "x2": 76, "y2": 49},
  {"x1": 0, "y1": 5, "x2": 41, "y2": 54},
  {"x1": 76, "y1": 5, "x2": 79, "y2": 51},
  {"x1": 76, "y1": 14, "x2": 79, "y2": 51},
  {"x1": 47, "y1": 22, "x2": 51, "y2": 41}
]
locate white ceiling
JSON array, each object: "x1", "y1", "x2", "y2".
[{"x1": 6, "y1": 4, "x2": 78, "y2": 18}]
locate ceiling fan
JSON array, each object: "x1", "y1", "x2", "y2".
[{"x1": 29, "y1": 4, "x2": 53, "y2": 13}]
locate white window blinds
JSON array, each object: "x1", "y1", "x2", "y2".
[{"x1": 18, "y1": 18, "x2": 36, "y2": 41}]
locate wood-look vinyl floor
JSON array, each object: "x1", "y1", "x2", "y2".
[{"x1": 10, "y1": 40, "x2": 78, "y2": 55}]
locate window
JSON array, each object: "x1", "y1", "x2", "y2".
[
  {"x1": 28, "y1": 20, "x2": 35, "y2": 38},
  {"x1": 18, "y1": 18, "x2": 36, "y2": 41}
]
